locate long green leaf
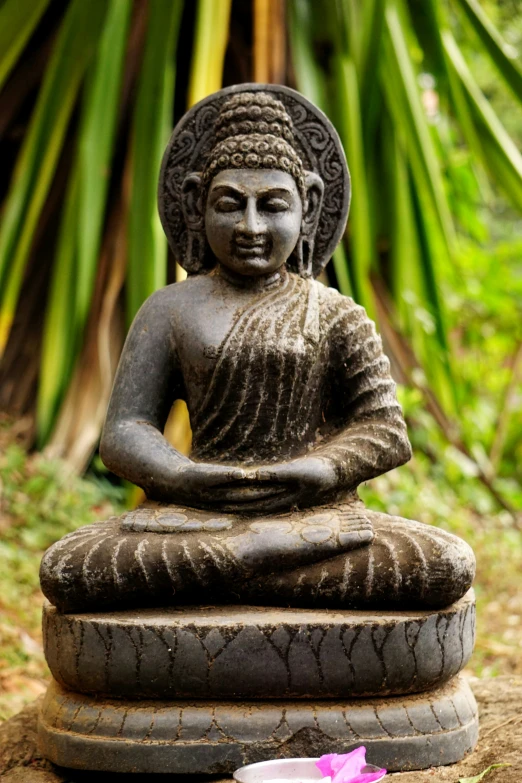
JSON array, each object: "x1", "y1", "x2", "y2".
[
  {"x1": 443, "y1": 30, "x2": 522, "y2": 212},
  {"x1": 359, "y1": 0, "x2": 386, "y2": 136},
  {"x1": 127, "y1": 0, "x2": 184, "y2": 324},
  {"x1": 287, "y1": 0, "x2": 328, "y2": 112},
  {"x1": 423, "y1": 1, "x2": 522, "y2": 210},
  {"x1": 388, "y1": 121, "x2": 420, "y2": 312},
  {"x1": 332, "y1": 52, "x2": 376, "y2": 316},
  {"x1": 384, "y1": 108, "x2": 453, "y2": 406},
  {"x1": 0, "y1": 0, "x2": 50, "y2": 92},
  {"x1": 76, "y1": 0, "x2": 132, "y2": 336},
  {"x1": 379, "y1": 1, "x2": 456, "y2": 405},
  {"x1": 37, "y1": 0, "x2": 131, "y2": 445},
  {"x1": 332, "y1": 242, "x2": 354, "y2": 298},
  {"x1": 0, "y1": 0, "x2": 108, "y2": 354},
  {"x1": 409, "y1": 172, "x2": 456, "y2": 410},
  {"x1": 309, "y1": 1, "x2": 375, "y2": 315},
  {"x1": 411, "y1": 0, "x2": 494, "y2": 212},
  {"x1": 188, "y1": 0, "x2": 232, "y2": 108},
  {"x1": 288, "y1": 0, "x2": 354, "y2": 302},
  {"x1": 454, "y1": 0, "x2": 522, "y2": 103},
  {"x1": 382, "y1": 0, "x2": 455, "y2": 254},
  {"x1": 36, "y1": 174, "x2": 80, "y2": 445}
]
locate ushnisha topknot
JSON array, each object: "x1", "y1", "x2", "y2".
[
  {"x1": 214, "y1": 91, "x2": 294, "y2": 142},
  {"x1": 202, "y1": 91, "x2": 306, "y2": 200}
]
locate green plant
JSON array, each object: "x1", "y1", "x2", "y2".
[
  {"x1": 287, "y1": 0, "x2": 522, "y2": 511},
  {"x1": 0, "y1": 0, "x2": 520, "y2": 513},
  {"x1": 0, "y1": 438, "x2": 124, "y2": 720}
]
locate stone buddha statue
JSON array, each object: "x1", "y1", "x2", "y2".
[
  {"x1": 40, "y1": 87, "x2": 474, "y2": 614},
  {"x1": 38, "y1": 85, "x2": 478, "y2": 776}
]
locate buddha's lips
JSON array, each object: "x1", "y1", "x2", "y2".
[{"x1": 233, "y1": 237, "x2": 270, "y2": 256}]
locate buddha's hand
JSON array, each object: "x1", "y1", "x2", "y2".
[
  {"x1": 168, "y1": 461, "x2": 248, "y2": 506},
  {"x1": 241, "y1": 455, "x2": 339, "y2": 513}
]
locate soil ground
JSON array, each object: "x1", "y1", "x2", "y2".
[{"x1": 1, "y1": 676, "x2": 521, "y2": 783}]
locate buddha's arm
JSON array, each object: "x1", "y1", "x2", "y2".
[
  {"x1": 101, "y1": 289, "x2": 246, "y2": 502},
  {"x1": 100, "y1": 288, "x2": 189, "y2": 495},
  {"x1": 313, "y1": 301, "x2": 412, "y2": 490}
]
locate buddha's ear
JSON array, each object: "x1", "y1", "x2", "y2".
[
  {"x1": 181, "y1": 173, "x2": 204, "y2": 230},
  {"x1": 301, "y1": 171, "x2": 324, "y2": 238},
  {"x1": 292, "y1": 171, "x2": 325, "y2": 278}
]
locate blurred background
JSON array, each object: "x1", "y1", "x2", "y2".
[{"x1": 0, "y1": 0, "x2": 521, "y2": 719}]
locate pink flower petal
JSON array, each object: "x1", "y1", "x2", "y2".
[
  {"x1": 332, "y1": 747, "x2": 367, "y2": 780},
  {"x1": 317, "y1": 747, "x2": 375, "y2": 783},
  {"x1": 316, "y1": 754, "x2": 338, "y2": 777}
]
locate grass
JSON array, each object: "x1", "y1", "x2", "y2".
[
  {"x1": 0, "y1": 407, "x2": 520, "y2": 721},
  {"x1": 0, "y1": 425, "x2": 125, "y2": 720},
  {"x1": 362, "y1": 388, "x2": 522, "y2": 680}
]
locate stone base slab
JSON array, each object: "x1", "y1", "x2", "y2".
[
  {"x1": 43, "y1": 593, "x2": 475, "y2": 700},
  {"x1": 38, "y1": 676, "x2": 478, "y2": 774}
]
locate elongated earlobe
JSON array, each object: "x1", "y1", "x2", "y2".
[
  {"x1": 295, "y1": 235, "x2": 312, "y2": 278},
  {"x1": 294, "y1": 172, "x2": 324, "y2": 277},
  {"x1": 181, "y1": 173, "x2": 203, "y2": 228},
  {"x1": 302, "y1": 171, "x2": 324, "y2": 235},
  {"x1": 181, "y1": 173, "x2": 207, "y2": 273}
]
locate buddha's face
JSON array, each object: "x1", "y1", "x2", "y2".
[{"x1": 205, "y1": 169, "x2": 303, "y2": 276}]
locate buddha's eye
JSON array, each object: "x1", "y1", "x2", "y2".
[
  {"x1": 214, "y1": 196, "x2": 242, "y2": 212},
  {"x1": 261, "y1": 197, "x2": 290, "y2": 213}
]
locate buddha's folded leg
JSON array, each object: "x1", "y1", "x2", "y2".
[
  {"x1": 240, "y1": 512, "x2": 476, "y2": 610},
  {"x1": 40, "y1": 510, "x2": 374, "y2": 612}
]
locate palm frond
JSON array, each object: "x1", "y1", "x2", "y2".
[
  {"x1": 37, "y1": 0, "x2": 131, "y2": 444},
  {"x1": 188, "y1": 0, "x2": 232, "y2": 107},
  {"x1": 0, "y1": 0, "x2": 108, "y2": 353},
  {"x1": 127, "y1": 0, "x2": 184, "y2": 324},
  {"x1": 0, "y1": 0, "x2": 50, "y2": 91}
]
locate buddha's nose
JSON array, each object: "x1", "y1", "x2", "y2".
[{"x1": 238, "y1": 197, "x2": 264, "y2": 236}]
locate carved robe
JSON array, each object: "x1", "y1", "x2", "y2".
[
  {"x1": 39, "y1": 275, "x2": 475, "y2": 614},
  {"x1": 190, "y1": 274, "x2": 410, "y2": 491}
]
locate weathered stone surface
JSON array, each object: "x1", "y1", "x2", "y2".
[
  {"x1": 43, "y1": 593, "x2": 475, "y2": 700},
  {"x1": 7, "y1": 676, "x2": 522, "y2": 782},
  {"x1": 38, "y1": 676, "x2": 477, "y2": 774},
  {"x1": 40, "y1": 511, "x2": 475, "y2": 614},
  {"x1": 36, "y1": 84, "x2": 478, "y2": 775},
  {"x1": 39, "y1": 85, "x2": 475, "y2": 619},
  {"x1": 159, "y1": 84, "x2": 350, "y2": 279}
]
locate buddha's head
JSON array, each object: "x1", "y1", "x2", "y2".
[{"x1": 181, "y1": 92, "x2": 324, "y2": 278}]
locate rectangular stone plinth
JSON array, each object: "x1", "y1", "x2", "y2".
[
  {"x1": 38, "y1": 677, "x2": 478, "y2": 774},
  {"x1": 43, "y1": 593, "x2": 475, "y2": 700}
]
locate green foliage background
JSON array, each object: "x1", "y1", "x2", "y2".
[{"x1": 0, "y1": 0, "x2": 520, "y2": 509}]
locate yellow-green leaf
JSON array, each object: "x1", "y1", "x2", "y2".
[
  {"x1": 188, "y1": 0, "x2": 232, "y2": 108},
  {"x1": 37, "y1": 0, "x2": 131, "y2": 445},
  {"x1": 127, "y1": 0, "x2": 184, "y2": 324},
  {"x1": 0, "y1": 0, "x2": 50, "y2": 92},
  {"x1": 454, "y1": 0, "x2": 522, "y2": 103},
  {"x1": 459, "y1": 763, "x2": 511, "y2": 783},
  {"x1": 0, "y1": 0, "x2": 108, "y2": 354}
]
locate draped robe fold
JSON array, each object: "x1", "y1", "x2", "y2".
[{"x1": 189, "y1": 273, "x2": 328, "y2": 464}]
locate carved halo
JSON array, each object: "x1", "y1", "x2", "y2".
[{"x1": 158, "y1": 83, "x2": 351, "y2": 279}]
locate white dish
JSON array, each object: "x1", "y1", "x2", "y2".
[{"x1": 233, "y1": 757, "x2": 386, "y2": 783}]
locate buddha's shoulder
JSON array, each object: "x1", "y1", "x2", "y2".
[
  {"x1": 137, "y1": 274, "x2": 219, "y2": 314},
  {"x1": 303, "y1": 276, "x2": 368, "y2": 319}
]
